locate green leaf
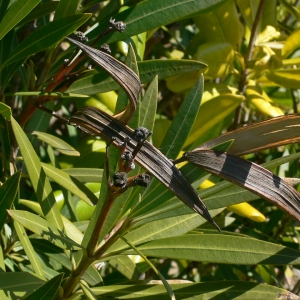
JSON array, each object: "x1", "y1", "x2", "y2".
[
  {"x1": 109, "y1": 256, "x2": 141, "y2": 280},
  {"x1": 67, "y1": 60, "x2": 206, "y2": 95},
  {"x1": 139, "y1": 75, "x2": 158, "y2": 133},
  {"x1": 11, "y1": 117, "x2": 64, "y2": 230},
  {"x1": 24, "y1": 273, "x2": 64, "y2": 300},
  {"x1": 0, "y1": 13, "x2": 91, "y2": 70},
  {"x1": 80, "y1": 280, "x2": 97, "y2": 300},
  {"x1": 132, "y1": 76, "x2": 205, "y2": 220},
  {"x1": 0, "y1": 102, "x2": 11, "y2": 120},
  {"x1": 0, "y1": 0, "x2": 40, "y2": 41},
  {"x1": 42, "y1": 163, "x2": 98, "y2": 205},
  {"x1": 32, "y1": 131, "x2": 80, "y2": 156},
  {"x1": 184, "y1": 93, "x2": 244, "y2": 148},
  {"x1": 94, "y1": 0, "x2": 229, "y2": 44},
  {"x1": 14, "y1": 221, "x2": 45, "y2": 280},
  {"x1": 54, "y1": 0, "x2": 80, "y2": 20},
  {"x1": 87, "y1": 281, "x2": 298, "y2": 300},
  {"x1": 131, "y1": 234, "x2": 300, "y2": 265},
  {"x1": 18, "y1": 2, "x2": 59, "y2": 27},
  {"x1": 6, "y1": 91, "x2": 88, "y2": 98},
  {"x1": 266, "y1": 68, "x2": 300, "y2": 89},
  {"x1": 194, "y1": 1, "x2": 243, "y2": 50},
  {"x1": 8, "y1": 210, "x2": 82, "y2": 250},
  {"x1": 0, "y1": 171, "x2": 21, "y2": 230},
  {"x1": 63, "y1": 168, "x2": 103, "y2": 183},
  {"x1": 161, "y1": 75, "x2": 204, "y2": 159},
  {"x1": 107, "y1": 209, "x2": 222, "y2": 255},
  {"x1": 0, "y1": 272, "x2": 44, "y2": 298}
]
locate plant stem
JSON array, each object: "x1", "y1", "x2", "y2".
[{"x1": 234, "y1": 0, "x2": 267, "y2": 128}]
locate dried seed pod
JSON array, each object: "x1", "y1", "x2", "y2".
[{"x1": 113, "y1": 172, "x2": 128, "y2": 188}]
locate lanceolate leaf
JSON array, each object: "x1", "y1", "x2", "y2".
[
  {"x1": 132, "y1": 234, "x2": 300, "y2": 265},
  {"x1": 0, "y1": 0, "x2": 40, "y2": 41},
  {"x1": 7, "y1": 210, "x2": 82, "y2": 250},
  {"x1": 0, "y1": 171, "x2": 21, "y2": 230},
  {"x1": 67, "y1": 37, "x2": 141, "y2": 125},
  {"x1": 93, "y1": 0, "x2": 229, "y2": 44},
  {"x1": 11, "y1": 117, "x2": 64, "y2": 230},
  {"x1": 24, "y1": 273, "x2": 64, "y2": 300},
  {"x1": 69, "y1": 107, "x2": 219, "y2": 230},
  {"x1": 32, "y1": 131, "x2": 80, "y2": 156},
  {"x1": 199, "y1": 114, "x2": 300, "y2": 156},
  {"x1": 0, "y1": 14, "x2": 91, "y2": 70},
  {"x1": 183, "y1": 149, "x2": 300, "y2": 222},
  {"x1": 67, "y1": 59, "x2": 206, "y2": 95},
  {"x1": 85, "y1": 281, "x2": 297, "y2": 300}
]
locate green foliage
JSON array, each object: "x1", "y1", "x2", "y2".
[{"x1": 1, "y1": 0, "x2": 300, "y2": 299}]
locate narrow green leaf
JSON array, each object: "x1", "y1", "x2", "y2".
[
  {"x1": 161, "y1": 75, "x2": 204, "y2": 159},
  {"x1": 14, "y1": 221, "x2": 45, "y2": 279},
  {"x1": 67, "y1": 60, "x2": 206, "y2": 95},
  {"x1": 88, "y1": 281, "x2": 298, "y2": 300},
  {"x1": 32, "y1": 131, "x2": 80, "y2": 156},
  {"x1": 266, "y1": 68, "x2": 300, "y2": 89},
  {"x1": 18, "y1": 2, "x2": 59, "y2": 27},
  {"x1": 11, "y1": 117, "x2": 64, "y2": 230},
  {"x1": 0, "y1": 272, "x2": 44, "y2": 297},
  {"x1": 94, "y1": 0, "x2": 229, "y2": 44},
  {"x1": 0, "y1": 102, "x2": 11, "y2": 120},
  {"x1": 54, "y1": 0, "x2": 80, "y2": 20},
  {"x1": 0, "y1": 0, "x2": 40, "y2": 40},
  {"x1": 139, "y1": 75, "x2": 158, "y2": 132},
  {"x1": 80, "y1": 280, "x2": 97, "y2": 300},
  {"x1": 63, "y1": 168, "x2": 103, "y2": 183},
  {"x1": 0, "y1": 171, "x2": 21, "y2": 230},
  {"x1": 42, "y1": 163, "x2": 98, "y2": 205},
  {"x1": 107, "y1": 209, "x2": 223, "y2": 255},
  {"x1": 8, "y1": 210, "x2": 82, "y2": 250},
  {"x1": 120, "y1": 236, "x2": 175, "y2": 300},
  {"x1": 109, "y1": 256, "x2": 141, "y2": 280},
  {"x1": 0, "y1": 14, "x2": 91, "y2": 70},
  {"x1": 24, "y1": 273, "x2": 64, "y2": 300},
  {"x1": 6, "y1": 91, "x2": 88, "y2": 98},
  {"x1": 131, "y1": 234, "x2": 300, "y2": 265}
]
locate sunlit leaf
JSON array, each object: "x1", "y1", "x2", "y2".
[{"x1": 8, "y1": 210, "x2": 82, "y2": 250}]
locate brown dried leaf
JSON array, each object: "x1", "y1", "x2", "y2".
[
  {"x1": 67, "y1": 37, "x2": 141, "y2": 124},
  {"x1": 184, "y1": 149, "x2": 300, "y2": 222},
  {"x1": 69, "y1": 106, "x2": 220, "y2": 230},
  {"x1": 198, "y1": 114, "x2": 300, "y2": 155}
]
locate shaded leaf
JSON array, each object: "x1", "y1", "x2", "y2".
[
  {"x1": 95, "y1": 0, "x2": 229, "y2": 45},
  {"x1": 183, "y1": 149, "x2": 300, "y2": 221},
  {"x1": 69, "y1": 107, "x2": 219, "y2": 230},
  {"x1": 0, "y1": 171, "x2": 21, "y2": 230},
  {"x1": 131, "y1": 234, "x2": 300, "y2": 265},
  {"x1": 88, "y1": 280, "x2": 299, "y2": 300},
  {"x1": 0, "y1": 14, "x2": 91, "y2": 70},
  {"x1": 0, "y1": 102, "x2": 11, "y2": 120},
  {"x1": 63, "y1": 168, "x2": 103, "y2": 183},
  {"x1": 0, "y1": 0, "x2": 40, "y2": 40},
  {"x1": 8, "y1": 210, "x2": 82, "y2": 250},
  {"x1": 0, "y1": 272, "x2": 44, "y2": 298},
  {"x1": 199, "y1": 114, "x2": 300, "y2": 156},
  {"x1": 67, "y1": 37, "x2": 141, "y2": 124},
  {"x1": 24, "y1": 273, "x2": 64, "y2": 300}
]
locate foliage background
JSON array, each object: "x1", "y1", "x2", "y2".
[{"x1": 0, "y1": 0, "x2": 300, "y2": 299}]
